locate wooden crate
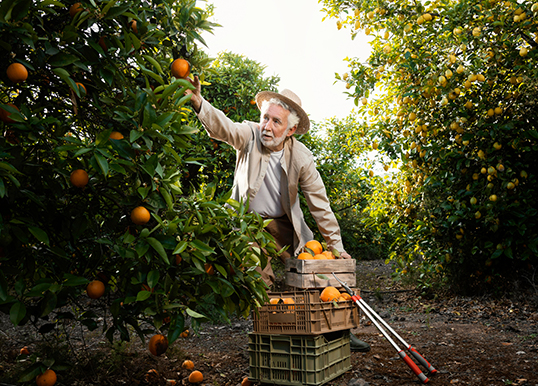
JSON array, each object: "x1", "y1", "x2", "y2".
[{"x1": 285, "y1": 259, "x2": 356, "y2": 289}]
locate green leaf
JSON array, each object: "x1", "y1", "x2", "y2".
[
  {"x1": 28, "y1": 226, "x2": 50, "y2": 245},
  {"x1": 94, "y1": 152, "x2": 109, "y2": 176},
  {"x1": 190, "y1": 239, "x2": 214, "y2": 254},
  {"x1": 10, "y1": 301, "x2": 26, "y2": 325},
  {"x1": 136, "y1": 290, "x2": 152, "y2": 302},
  {"x1": 49, "y1": 52, "x2": 79, "y2": 67},
  {"x1": 147, "y1": 270, "x2": 160, "y2": 288},
  {"x1": 63, "y1": 273, "x2": 90, "y2": 287},
  {"x1": 18, "y1": 362, "x2": 44, "y2": 383},
  {"x1": 186, "y1": 307, "x2": 206, "y2": 319},
  {"x1": 146, "y1": 237, "x2": 170, "y2": 265},
  {"x1": 172, "y1": 240, "x2": 188, "y2": 254}
]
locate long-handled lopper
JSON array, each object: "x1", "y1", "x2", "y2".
[{"x1": 332, "y1": 272, "x2": 437, "y2": 384}]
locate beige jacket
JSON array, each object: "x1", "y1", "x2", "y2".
[{"x1": 197, "y1": 98, "x2": 346, "y2": 256}]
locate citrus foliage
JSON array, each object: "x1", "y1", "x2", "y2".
[
  {"x1": 0, "y1": 1, "x2": 276, "y2": 375},
  {"x1": 300, "y1": 116, "x2": 393, "y2": 259},
  {"x1": 322, "y1": 0, "x2": 538, "y2": 291}
]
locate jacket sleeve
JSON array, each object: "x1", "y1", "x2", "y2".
[
  {"x1": 196, "y1": 97, "x2": 256, "y2": 150},
  {"x1": 299, "y1": 156, "x2": 346, "y2": 254}
]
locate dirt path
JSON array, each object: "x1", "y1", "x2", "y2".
[{"x1": 1, "y1": 259, "x2": 537, "y2": 386}]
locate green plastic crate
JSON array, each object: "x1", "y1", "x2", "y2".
[{"x1": 248, "y1": 330, "x2": 351, "y2": 385}]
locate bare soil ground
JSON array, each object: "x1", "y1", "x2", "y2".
[{"x1": 1, "y1": 259, "x2": 538, "y2": 386}]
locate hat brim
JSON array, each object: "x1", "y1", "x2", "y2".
[{"x1": 255, "y1": 91, "x2": 310, "y2": 135}]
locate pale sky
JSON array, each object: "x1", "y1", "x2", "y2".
[{"x1": 199, "y1": 0, "x2": 372, "y2": 123}]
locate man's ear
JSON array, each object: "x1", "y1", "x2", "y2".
[{"x1": 287, "y1": 126, "x2": 297, "y2": 137}]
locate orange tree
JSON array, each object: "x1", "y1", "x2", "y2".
[
  {"x1": 321, "y1": 0, "x2": 538, "y2": 292},
  {"x1": 0, "y1": 0, "x2": 277, "y2": 378},
  {"x1": 185, "y1": 51, "x2": 280, "y2": 193}
]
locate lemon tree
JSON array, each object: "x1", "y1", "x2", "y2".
[
  {"x1": 0, "y1": 3, "x2": 277, "y2": 379},
  {"x1": 322, "y1": 0, "x2": 538, "y2": 291}
]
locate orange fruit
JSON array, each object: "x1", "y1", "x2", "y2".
[
  {"x1": 36, "y1": 369, "x2": 57, "y2": 386},
  {"x1": 175, "y1": 254, "x2": 182, "y2": 264},
  {"x1": 305, "y1": 240, "x2": 323, "y2": 255},
  {"x1": 148, "y1": 334, "x2": 168, "y2": 356},
  {"x1": 69, "y1": 2, "x2": 83, "y2": 17},
  {"x1": 20, "y1": 346, "x2": 30, "y2": 355},
  {"x1": 131, "y1": 206, "x2": 151, "y2": 225},
  {"x1": 313, "y1": 254, "x2": 327, "y2": 260},
  {"x1": 340, "y1": 292, "x2": 352, "y2": 300},
  {"x1": 70, "y1": 169, "x2": 89, "y2": 188},
  {"x1": 171, "y1": 58, "x2": 190, "y2": 79},
  {"x1": 298, "y1": 252, "x2": 313, "y2": 260},
  {"x1": 6, "y1": 63, "x2": 28, "y2": 83},
  {"x1": 76, "y1": 82, "x2": 86, "y2": 95},
  {"x1": 145, "y1": 369, "x2": 159, "y2": 382},
  {"x1": 180, "y1": 329, "x2": 189, "y2": 338},
  {"x1": 269, "y1": 298, "x2": 280, "y2": 304},
  {"x1": 182, "y1": 359, "x2": 194, "y2": 370},
  {"x1": 241, "y1": 377, "x2": 253, "y2": 386},
  {"x1": 0, "y1": 103, "x2": 19, "y2": 123},
  {"x1": 282, "y1": 297, "x2": 295, "y2": 310},
  {"x1": 320, "y1": 286, "x2": 341, "y2": 302},
  {"x1": 87, "y1": 280, "x2": 105, "y2": 299},
  {"x1": 130, "y1": 19, "x2": 138, "y2": 33},
  {"x1": 204, "y1": 263, "x2": 214, "y2": 275},
  {"x1": 109, "y1": 131, "x2": 124, "y2": 140},
  {"x1": 322, "y1": 250, "x2": 335, "y2": 259},
  {"x1": 188, "y1": 370, "x2": 203, "y2": 384},
  {"x1": 98, "y1": 36, "x2": 107, "y2": 51}
]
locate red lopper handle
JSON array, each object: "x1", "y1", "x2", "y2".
[
  {"x1": 409, "y1": 346, "x2": 437, "y2": 374},
  {"x1": 399, "y1": 351, "x2": 429, "y2": 384}
]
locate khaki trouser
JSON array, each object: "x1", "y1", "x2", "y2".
[{"x1": 255, "y1": 215, "x2": 294, "y2": 287}]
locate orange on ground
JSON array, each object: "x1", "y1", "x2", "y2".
[
  {"x1": 188, "y1": 370, "x2": 203, "y2": 384},
  {"x1": 6, "y1": 63, "x2": 28, "y2": 83},
  {"x1": 298, "y1": 252, "x2": 313, "y2": 260},
  {"x1": 145, "y1": 369, "x2": 159, "y2": 382},
  {"x1": 305, "y1": 240, "x2": 323, "y2": 255},
  {"x1": 131, "y1": 206, "x2": 151, "y2": 225},
  {"x1": 148, "y1": 334, "x2": 168, "y2": 356},
  {"x1": 180, "y1": 329, "x2": 189, "y2": 338},
  {"x1": 36, "y1": 369, "x2": 57, "y2": 386},
  {"x1": 87, "y1": 280, "x2": 105, "y2": 299},
  {"x1": 204, "y1": 263, "x2": 214, "y2": 275},
  {"x1": 182, "y1": 359, "x2": 194, "y2": 370},
  {"x1": 241, "y1": 377, "x2": 253, "y2": 386},
  {"x1": 171, "y1": 58, "x2": 190, "y2": 79},
  {"x1": 313, "y1": 254, "x2": 327, "y2": 260},
  {"x1": 20, "y1": 346, "x2": 30, "y2": 355},
  {"x1": 320, "y1": 286, "x2": 341, "y2": 302},
  {"x1": 0, "y1": 103, "x2": 19, "y2": 123},
  {"x1": 109, "y1": 131, "x2": 124, "y2": 140},
  {"x1": 70, "y1": 169, "x2": 89, "y2": 188}
]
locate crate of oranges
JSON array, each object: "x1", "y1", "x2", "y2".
[
  {"x1": 285, "y1": 240, "x2": 356, "y2": 289},
  {"x1": 252, "y1": 288, "x2": 359, "y2": 335}
]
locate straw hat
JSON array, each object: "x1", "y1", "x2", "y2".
[{"x1": 255, "y1": 89, "x2": 310, "y2": 135}]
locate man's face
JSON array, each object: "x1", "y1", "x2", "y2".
[{"x1": 259, "y1": 104, "x2": 297, "y2": 151}]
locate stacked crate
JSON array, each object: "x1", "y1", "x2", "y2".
[{"x1": 248, "y1": 259, "x2": 358, "y2": 385}]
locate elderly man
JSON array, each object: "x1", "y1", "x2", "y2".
[{"x1": 187, "y1": 77, "x2": 370, "y2": 351}]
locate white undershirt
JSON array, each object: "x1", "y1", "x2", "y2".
[{"x1": 250, "y1": 149, "x2": 285, "y2": 218}]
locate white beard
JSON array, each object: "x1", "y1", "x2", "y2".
[{"x1": 260, "y1": 127, "x2": 291, "y2": 149}]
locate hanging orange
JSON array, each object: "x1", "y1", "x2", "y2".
[{"x1": 171, "y1": 58, "x2": 190, "y2": 79}]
